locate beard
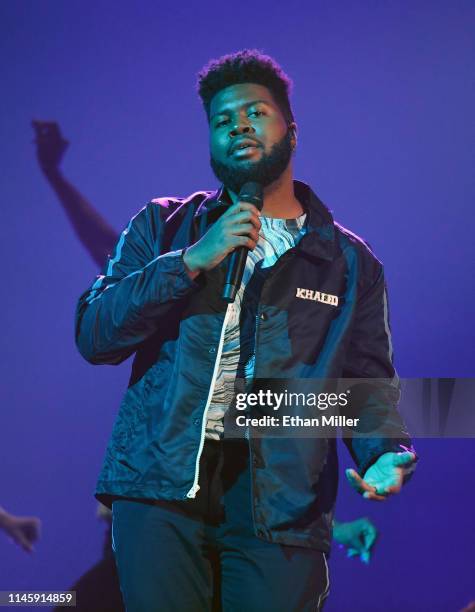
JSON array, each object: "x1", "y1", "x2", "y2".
[{"x1": 209, "y1": 129, "x2": 293, "y2": 195}]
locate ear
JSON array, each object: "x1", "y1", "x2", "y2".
[{"x1": 289, "y1": 121, "x2": 298, "y2": 150}]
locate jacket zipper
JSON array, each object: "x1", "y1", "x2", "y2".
[
  {"x1": 187, "y1": 246, "x2": 295, "y2": 494},
  {"x1": 186, "y1": 304, "x2": 231, "y2": 498},
  {"x1": 246, "y1": 307, "x2": 262, "y2": 530},
  {"x1": 244, "y1": 309, "x2": 261, "y2": 441}
]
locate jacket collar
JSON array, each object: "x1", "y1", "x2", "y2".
[{"x1": 194, "y1": 179, "x2": 336, "y2": 261}]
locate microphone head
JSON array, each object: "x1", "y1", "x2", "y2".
[{"x1": 238, "y1": 182, "x2": 264, "y2": 211}]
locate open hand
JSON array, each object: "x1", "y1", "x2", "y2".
[{"x1": 346, "y1": 451, "x2": 416, "y2": 501}]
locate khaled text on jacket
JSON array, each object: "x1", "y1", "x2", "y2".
[{"x1": 295, "y1": 287, "x2": 339, "y2": 306}]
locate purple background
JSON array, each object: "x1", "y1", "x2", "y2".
[{"x1": 1, "y1": 1, "x2": 474, "y2": 610}]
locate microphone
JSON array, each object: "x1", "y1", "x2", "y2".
[{"x1": 222, "y1": 182, "x2": 263, "y2": 303}]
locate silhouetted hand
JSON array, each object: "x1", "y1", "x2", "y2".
[
  {"x1": 346, "y1": 451, "x2": 417, "y2": 501},
  {"x1": 333, "y1": 517, "x2": 378, "y2": 564},
  {"x1": 1, "y1": 511, "x2": 41, "y2": 553},
  {"x1": 32, "y1": 120, "x2": 69, "y2": 172}
]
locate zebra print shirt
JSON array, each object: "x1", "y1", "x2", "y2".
[{"x1": 205, "y1": 212, "x2": 307, "y2": 440}]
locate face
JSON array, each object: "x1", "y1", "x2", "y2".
[{"x1": 208, "y1": 83, "x2": 296, "y2": 195}]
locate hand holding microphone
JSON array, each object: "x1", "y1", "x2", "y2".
[{"x1": 183, "y1": 183, "x2": 263, "y2": 301}]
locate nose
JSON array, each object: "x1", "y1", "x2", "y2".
[{"x1": 229, "y1": 122, "x2": 255, "y2": 138}]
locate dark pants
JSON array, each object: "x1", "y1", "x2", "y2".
[{"x1": 111, "y1": 440, "x2": 330, "y2": 611}]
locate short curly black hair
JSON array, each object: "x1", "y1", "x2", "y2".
[{"x1": 197, "y1": 49, "x2": 294, "y2": 124}]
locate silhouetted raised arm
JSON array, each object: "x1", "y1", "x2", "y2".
[{"x1": 32, "y1": 120, "x2": 117, "y2": 267}]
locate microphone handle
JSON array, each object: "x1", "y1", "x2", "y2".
[
  {"x1": 222, "y1": 246, "x2": 248, "y2": 303},
  {"x1": 221, "y1": 181, "x2": 263, "y2": 303}
]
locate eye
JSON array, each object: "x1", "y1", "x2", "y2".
[
  {"x1": 249, "y1": 110, "x2": 265, "y2": 118},
  {"x1": 215, "y1": 118, "x2": 229, "y2": 128}
]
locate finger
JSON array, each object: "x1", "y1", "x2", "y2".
[
  {"x1": 347, "y1": 469, "x2": 390, "y2": 501},
  {"x1": 15, "y1": 532, "x2": 33, "y2": 553},
  {"x1": 22, "y1": 541, "x2": 34, "y2": 553},
  {"x1": 362, "y1": 480, "x2": 389, "y2": 499},
  {"x1": 32, "y1": 121, "x2": 64, "y2": 142},
  {"x1": 362, "y1": 490, "x2": 387, "y2": 501},
  {"x1": 371, "y1": 471, "x2": 404, "y2": 496},
  {"x1": 237, "y1": 201, "x2": 261, "y2": 216},
  {"x1": 232, "y1": 235, "x2": 257, "y2": 251},
  {"x1": 383, "y1": 479, "x2": 403, "y2": 495},
  {"x1": 227, "y1": 212, "x2": 261, "y2": 237},
  {"x1": 231, "y1": 209, "x2": 261, "y2": 225},
  {"x1": 346, "y1": 548, "x2": 359, "y2": 558},
  {"x1": 225, "y1": 202, "x2": 261, "y2": 219},
  {"x1": 392, "y1": 451, "x2": 416, "y2": 467},
  {"x1": 345, "y1": 469, "x2": 377, "y2": 495},
  {"x1": 230, "y1": 223, "x2": 259, "y2": 242},
  {"x1": 362, "y1": 526, "x2": 378, "y2": 551},
  {"x1": 248, "y1": 213, "x2": 262, "y2": 233},
  {"x1": 360, "y1": 550, "x2": 371, "y2": 564},
  {"x1": 223, "y1": 201, "x2": 250, "y2": 215}
]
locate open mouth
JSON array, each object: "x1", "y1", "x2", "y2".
[
  {"x1": 231, "y1": 144, "x2": 260, "y2": 157},
  {"x1": 229, "y1": 139, "x2": 261, "y2": 155}
]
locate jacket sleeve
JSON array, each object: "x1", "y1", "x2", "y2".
[
  {"x1": 75, "y1": 203, "x2": 199, "y2": 365},
  {"x1": 342, "y1": 259, "x2": 417, "y2": 477}
]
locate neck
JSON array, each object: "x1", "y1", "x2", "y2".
[{"x1": 228, "y1": 162, "x2": 303, "y2": 219}]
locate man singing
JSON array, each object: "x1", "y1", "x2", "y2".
[{"x1": 75, "y1": 49, "x2": 416, "y2": 611}]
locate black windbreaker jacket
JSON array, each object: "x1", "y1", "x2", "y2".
[{"x1": 75, "y1": 180, "x2": 413, "y2": 553}]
